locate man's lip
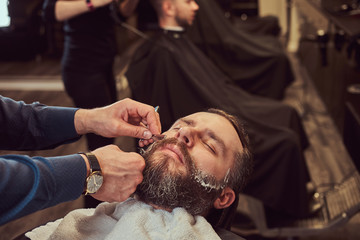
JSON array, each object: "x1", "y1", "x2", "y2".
[{"x1": 160, "y1": 144, "x2": 184, "y2": 164}]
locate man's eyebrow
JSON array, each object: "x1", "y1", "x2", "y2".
[
  {"x1": 207, "y1": 129, "x2": 226, "y2": 156},
  {"x1": 178, "y1": 118, "x2": 194, "y2": 126},
  {"x1": 182, "y1": 118, "x2": 226, "y2": 155}
]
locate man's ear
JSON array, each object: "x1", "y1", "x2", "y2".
[
  {"x1": 213, "y1": 187, "x2": 236, "y2": 209},
  {"x1": 162, "y1": 0, "x2": 175, "y2": 16}
]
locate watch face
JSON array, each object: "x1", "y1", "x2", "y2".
[{"x1": 86, "y1": 172, "x2": 103, "y2": 194}]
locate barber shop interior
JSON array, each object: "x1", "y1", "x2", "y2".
[{"x1": 1, "y1": 0, "x2": 360, "y2": 239}]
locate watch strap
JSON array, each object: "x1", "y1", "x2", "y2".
[{"x1": 79, "y1": 152, "x2": 101, "y2": 174}]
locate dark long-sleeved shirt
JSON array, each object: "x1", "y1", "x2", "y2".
[
  {"x1": 42, "y1": 0, "x2": 117, "y2": 69},
  {"x1": 0, "y1": 96, "x2": 86, "y2": 225}
]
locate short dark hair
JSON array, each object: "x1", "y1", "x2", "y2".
[
  {"x1": 205, "y1": 109, "x2": 253, "y2": 228},
  {"x1": 206, "y1": 108, "x2": 253, "y2": 195}
]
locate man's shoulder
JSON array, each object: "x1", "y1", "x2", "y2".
[{"x1": 133, "y1": 33, "x2": 177, "y2": 59}]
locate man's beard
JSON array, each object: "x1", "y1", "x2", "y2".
[
  {"x1": 175, "y1": 14, "x2": 191, "y2": 28},
  {"x1": 135, "y1": 138, "x2": 226, "y2": 216}
]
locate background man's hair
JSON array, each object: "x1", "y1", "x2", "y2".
[{"x1": 206, "y1": 108, "x2": 253, "y2": 195}]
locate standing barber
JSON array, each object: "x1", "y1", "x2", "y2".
[
  {"x1": 0, "y1": 96, "x2": 161, "y2": 225},
  {"x1": 42, "y1": 0, "x2": 139, "y2": 150}
]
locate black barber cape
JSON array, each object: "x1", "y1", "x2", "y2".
[
  {"x1": 126, "y1": 29, "x2": 311, "y2": 218},
  {"x1": 186, "y1": 0, "x2": 294, "y2": 100}
]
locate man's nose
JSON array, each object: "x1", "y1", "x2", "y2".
[
  {"x1": 192, "y1": 1, "x2": 199, "y2": 11},
  {"x1": 175, "y1": 127, "x2": 194, "y2": 147}
]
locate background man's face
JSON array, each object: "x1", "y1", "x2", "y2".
[
  {"x1": 136, "y1": 112, "x2": 243, "y2": 215},
  {"x1": 173, "y1": 0, "x2": 199, "y2": 27}
]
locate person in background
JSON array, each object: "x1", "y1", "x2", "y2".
[
  {"x1": 42, "y1": 0, "x2": 141, "y2": 207},
  {"x1": 135, "y1": 0, "x2": 294, "y2": 100},
  {"x1": 42, "y1": 0, "x2": 139, "y2": 150}
]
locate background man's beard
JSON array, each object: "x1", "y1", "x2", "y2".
[
  {"x1": 175, "y1": 15, "x2": 190, "y2": 28},
  {"x1": 136, "y1": 138, "x2": 224, "y2": 216}
]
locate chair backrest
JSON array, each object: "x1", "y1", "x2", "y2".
[{"x1": 232, "y1": 172, "x2": 360, "y2": 238}]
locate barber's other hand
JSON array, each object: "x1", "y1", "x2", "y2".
[
  {"x1": 91, "y1": 0, "x2": 113, "y2": 8},
  {"x1": 75, "y1": 98, "x2": 161, "y2": 140},
  {"x1": 84, "y1": 145, "x2": 145, "y2": 202}
]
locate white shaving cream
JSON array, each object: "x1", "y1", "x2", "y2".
[{"x1": 193, "y1": 168, "x2": 230, "y2": 192}]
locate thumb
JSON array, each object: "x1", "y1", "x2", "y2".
[{"x1": 121, "y1": 123, "x2": 153, "y2": 139}]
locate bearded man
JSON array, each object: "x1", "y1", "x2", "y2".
[{"x1": 25, "y1": 109, "x2": 253, "y2": 240}]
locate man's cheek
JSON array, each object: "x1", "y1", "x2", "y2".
[{"x1": 192, "y1": 158, "x2": 219, "y2": 180}]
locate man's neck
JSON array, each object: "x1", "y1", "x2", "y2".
[
  {"x1": 134, "y1": 195, "x2": 210, "y2": 217},
  {"x1": 162, "y1": 25, "x2": 184, "y2": 31},
  {"x1": 159, "y1": 17, "x2": 184, "y2": 31},
  {"x1": 134, "y1": 195, "x2": 173, "y2": 212},
  {"x1": 147, "y1": 201, "x2": 210, "y2": 218},
  {"x1": 149, "y1": 202, "x2": 173, "y2": 212}
]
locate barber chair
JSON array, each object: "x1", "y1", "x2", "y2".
[
  {"x1": 231, "y1": 171, "x2": 360, "y2": 238},
  {"x1": 214, "y1": 0, "x2": 281, "y2": 37},
  {"x1": 228, "y1": 0, "x2": 259, "y2": 18}
]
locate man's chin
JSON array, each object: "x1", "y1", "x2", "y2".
[
  {"x1": 167, "y1": 164, "x2": 187, "y2": 176},
  {"x1": 154, "y1": 160, "x2": 187, "y2": 177}
]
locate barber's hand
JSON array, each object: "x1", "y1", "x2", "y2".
[
  {"x1": 84, "y1": 145, "x2": 145, "y2": 202},
  {"x1": 75, "y1": 98, "x2": 161, "y2": 140},
  {"x1": 91, "y1": 0, "x2": 114, "y2": 8}
]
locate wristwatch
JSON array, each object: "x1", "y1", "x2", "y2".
[{"x1": 82, "y1": 152, "x2": 103, "y2": 195}]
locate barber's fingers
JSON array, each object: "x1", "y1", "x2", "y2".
[
  {"x1": 93, "y1": 172, "x2": 143, "y2": 203},
  {"x1": 118, "y1": 122, "x2": 154, "y2": 140},
  {"x1": 92, "y1": 0, "x2": 114, "y2": 8},
  {"x1": 120, "y1": 114, "x2": 161, "y2": 140},
  {"x1": 138, "y1": 138, "x2": 154, "y2": 148},
  {"x1": 124, "y1": 100, "x2": 162, "y2": 136},
  {"x1": 90, "y1": 146, "x2": 145, "y2": 202},
  {"x1": 145, "y1": 110, "x2": 161, "y2": 136}
]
